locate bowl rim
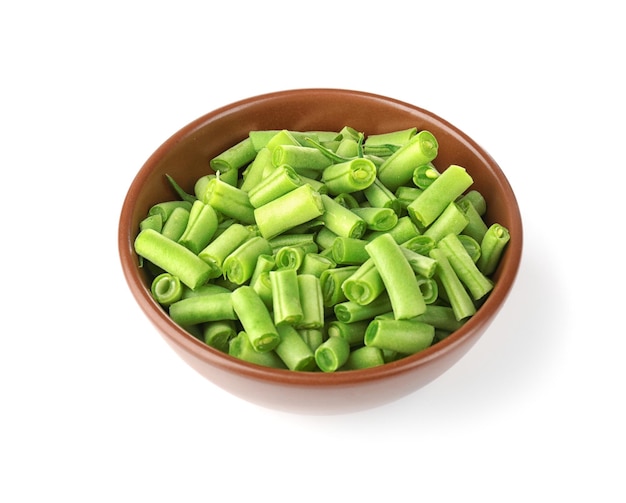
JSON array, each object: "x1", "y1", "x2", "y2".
[{"x1": 118, "y1": 87, "x2": 524, "y2": 388}]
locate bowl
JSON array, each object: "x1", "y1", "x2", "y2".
[{"x1": 118, "y1": 88, "x2": 523, "y2": 414}]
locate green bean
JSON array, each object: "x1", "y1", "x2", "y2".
[
  {"x1": 331, "y1": 237, "x2": 370, "y2": 265},
  {"x1": 231, "y1": 286, "x2": 280, "y2": 352},
  {"x1": 407, "y1": 164, "x2": 473, "y2": 227},
  {"x1": 222, "y1": 236, "x2": 273, "y2": 285},
  {"x1": 254, "y1": 184, "x2": 325, "y2": 240},
  {"x1": 477, "y1": 223, "x2": 511, "y2": 276},
  {"x1": 160, "y1": 205, "x2": 190, "y2": 241},
  {"x1": 315, "y1": 336, "x2": 351, "y2": 372},
  {"x1": 274, "y1": 324, "x2": 316, "y2": 371},
  {"x1": 299, "y1": 252, "x2": 336, "y2": 277},
  {"x1": 198, "y1": 223, "x2": 253, "y2": 279},
  {"x1": 140, "y1": 213, "x2": 163, "y2": 232},
  {"x1": 414, "y1": 305, "x2": 465, "y2": 332},
  {"x1": 363, "y1": 178, "x2": 402, "y2": 216},
  {"x1": 350, "y1": 207, "x2": 398, "y2": 232},
  {"x1": 148, "y1": 200, "x2": 192, "y2": 222},
  {"x1": 320, "y1": 194, "x2": 367, "y2": 239},
  {"x1": 200, "y1": 176, "x2": 255, "y2": 225},
  {"x1": 150, "y1": 273, "x2": 183, "y2": 306},
  {"x1": 326, "y1": 319, "x2": 370, "y2": 346},
  {"x1": 364, "y1": 319, "x2": 435, "y2": 355},
  {"x1": 377, "y1": 130, "x2": 439, "y2": 191},
  {"x1": 437, "y1": 233, "x2": 493, "y2": 300},
  {"x1": 365, "y1": 233, "x2": 427, "y2": 319},
  {"x1": 341, "y1": 259, "x2": 385, "y2": 306},
  {"x1": 322, "y1": 158, "x2": 377, "y2": 195},
  {"x1": 412, "y1": 163, "x2": 440, "y2": 189},
  {"x1": 228, "y1": 331, "x2": 286, "y2": 369},
  {"x1": 134, "y1": 229, "x2": 212, "y2": 290},
  {"x1": 272, "y1": 144, "x2": 333, "y2": 174},
  {"x1": 365, "y1": 216, "x2": 419, "y2": 244},
  {"x1": 169, "y1": 292, "x2": 236, "y2": 326},
  {"x1": 422, "y1": 201, "x2": 469, "y2": 242},
  {"x1": 320, "y1": 266, "x2": 359, "y2": 307},
  {"x1": 248, "y1": 164, "x2": 302, "y2": 208},
  {"x1": 429, "y1": 247, "x2": 476, "y2": 321},
  {"x1": 202, "y1": 320, "x2": 237, "y2": 352},
  {"x1": 297, "y1": 274, "x2": 325, "y2": 329},
  {"x1": 210, "y1": 136, "x2": 257, "y2": 175},
  {"x1": 342, "y1": 346, "x2": 385, "y2": 370},
  {"x1": 270, "y1": 268, "x2": 303, "y2": 326},
  {"x1": 299, "y1": 328, "x2": 324, "y2": 352},
  {"x1": 457, "y1": 189, "x2": 487, "y2": 216},
  {"x1": 399, "y1": 246, "x2": 438, "y2": 278},
  {"x1": 333, "y1": 294, "x2": 393, "y2": 323},
  {"x1": 178, "y1": 200, "x2": 219, "y2": 254},
  {"x1": 240, "y1": 147, "x2": 274, "y2": 192}
]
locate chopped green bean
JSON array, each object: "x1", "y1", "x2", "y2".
[
  {"x1": 274, "y1": 324, "x2": 316, "y2": 371},
  {"x1": 210, "y1": 136, "x2": 257, "y2": 174},
  {"x1": 134, "y1": 229, "x2": 212, "y2": 290},
  {"x1": 169, "y1": 292, "x2": 236, "y2": 326},
  {"x1": 150, "y1": 273, "x2": 183, "y2": 306},
  {"x1": 231, "y1": 286, "x2": 280, "y2": 352},
  {"x1": 477, "y1": 223, "x2": 511, "y2": 276},
  {"x1": 222, "y1": 236, "x2": 273, "y2": 285},
  {"x1": 341, "y1": 259, "x2": 385, "y2": 306},
  {"x1": 228, "y1": 331, "x2": 286, "y2": 369},
  {"x1": 270, "y1": 268, "x2": 303, "y2": 326},
  {"x1": 364, "y1": 319, "x2": 435, "y2": 355},
  {"x1": 320, "y1": 194, "x2": 367, "y2": 239},
  {"x1": 322, "y1": 158, "x2": 377, "y2": 195},
  {"x1": 365, "y1": 233, "x2": 426, "y2": 319},
  {"x1": 178, "y1": 200, "x2": 219, "y2": 254},
  {"x1": 315, "y1": 336, "x2": 351, "y2": 372}
]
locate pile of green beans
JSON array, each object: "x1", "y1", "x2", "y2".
[{"x1": 134, "y1": 126, "x2": 510, "y2": 372}]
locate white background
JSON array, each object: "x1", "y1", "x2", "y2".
[{"x1": 2, "y1": 1, "x2": 624, "y2": 501}]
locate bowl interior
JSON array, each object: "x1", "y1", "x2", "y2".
[{"x1": 119, "y1": 88, "x2": 523, "y2": 410}]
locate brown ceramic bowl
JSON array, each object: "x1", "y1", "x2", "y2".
[{"x1": 118, "y1": 88, "x2": 523, "y2": 414}]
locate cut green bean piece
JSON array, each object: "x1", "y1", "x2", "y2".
[
  {"x1": 477, "y1": 223, "x2": 511, "y2": 276},
  {"x1": 457, "y1": 199, "x2": 489, "y2": 243},
  {"x1": 331, "y1": 237, "x2": 370, "y2": 265},
  {"x1": 202, "y1": 320, "x2": 237, "y2": 353},
  {"x1": 240, "y1": 147, "x2": 273, "y2": 192},
  {"x1": 249, "y1": 130, "x2": 313, "y2": 151},
  {"x1": 402, "y1": 235, "x2": 436, "y2": 256},
  {"x1": 365, "y1": 216, "x2": 420, "y2": 244},
  {"x1": 231, "y1": 286, "x2": 280, "y2": 352},
  {"x1": 140, "y1": 213, "x2": 163, "y2": 232},
  {"x1": 429, "y1": 247, "x2": 476, "y2": 321},
  {"x1": 315, "y1": 336, "x2": 350, "y2": 372},
  {"x1": 333, "y1": 294, "x2": 393, "y2": 323},
  {"x1": 198, "y1": 223, "x2": 253, "y2": 279},
  {"x1": 414, "y1": 305, "x2": 465, "y2": 332},
  {"x1": 377, "y1": 130, "x2": 439, "y2": 191},
  {"x1": 423, "y1": 201, "x2": 469, "y2": 242},
  {"x1": 322, "y1": 158, "x2": 377, "y2": 195},
  {"x1": 177, "y1": 200, "x2": 219, "y2": 254},
  {"x1": 148, "y1": 200, "x2": 193, "y2": 222},
  {"x1": 350, "y1": 207, "x2": 398, "y2": 232},
  {"x1": 161, "y1": 206, "x2": 190, "y2": 241},
  {"x1": 399, "y1": 246, "x2": 437, "y2": 278},
  {"x1": 210, "y1": 137, "x2": 257, "y2": 175},
  {"x1": 150, "y1": 273, "x2": 183, "y2": 306},
  {"x1": 416, "y1": 276, "x2": 439, "y2": 304},
  {"x1": 319, "y1": 266, "x2": 359, "y2": 307},
  {"x1": 363, "y1": 178, "x2": 402, "y2": 215},
  {"x1": 223, "y1": 236, "x2": 273, "y2": 285},
  {"x1": 299, "y1": 328, "x2": 324, "y2": 352},
  {"x1": 181, "y1": 283, "x2": 231, "y2": 299},
  {"x1": 407, "y1": 164, "x2": 473, "y2": 227},
  {"x1": 364, "y1": 319, "x2": 435, "y2": 355},
  {"x1": 320, "y1": 194, "x2": 367, "y2": 239},
  {"x1": 228, "y1": 331, "x2": 286, "y2": 369},
  {"x1": 135, "y1": 229, "x2": 212, "y2": 290},
  {"x1": 297, "y1": 274, "x2": 324, "y2": 329},
  {"x1": 326, "y1": 319, "x2": 370, "y2": 346},
  {"x1": 272, "y1": 144, "x2": 333, "y2": 173},
  {"x1": 270, "y1": 268, "x2": 303, "y2": 326},
  {"x1": 341, "y1": 259, "x2": 385, "y2": 306},
  {"x1": 343, "y1": 346, "x2": 385, "y2": 370},
  {"x1": 438, "y1": 233, "x2": 493, "y2": 300},
  {"x1": 299, "y1": 252, "x2": 336, "y2": 277},
  {"x1": 248, "y1": 164, "x2": 302, "y2": 208},
  {"x1": 457, "y1": 189, "x2": 486, "y2": 216},
  {"x1": 364, "y1": 127, "x2": 416, "y2": 149},
  {"x1": 457, "y1": 234, "x2": 482, "y2": 263},
  {"x1": 275, "y1": 242, "x2": 317, "y2": 271},
  {"x1": 412, "y1": 163, "x2": 440, "y2": 189},
  {"x1": 201, "y1": 176, "x2": 255, "y2": 224},
  {"x1": 254, "y1": 184, "x2": 325, "y2": 240},
  {"x1": 274, "y1": 324, "x2": 316, "y2": 371},
  {"x1": 365, "y1": 233, "x2": 426, "y2": 319},
  {"x1": 169, "y1": 292, "x2": 236, "y2": 326}
]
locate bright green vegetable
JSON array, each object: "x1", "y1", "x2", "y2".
[
  {"x1": 133, "y1": 126, "x2": 512, "y2": 372},
  {"x1": 365, "y1": 233, "x2": 427, "y2": 319},
  {"x1": 134, "y1": 229, "x2": 212, "y2": 290}
]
